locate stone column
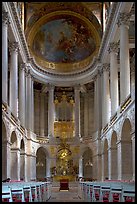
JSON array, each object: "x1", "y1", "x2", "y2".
[
  {"x1": 111, "y1": 147, "x2": 117, "y2": 179},
  {"x1": 117, "y1": 140, "x2": 122, "y2": 180},
  {"x1": 31, "y1": 77, "x2": 34, "y2": 132},
  {"x1": 2, "y1": 11, "x2": 9, "y2": 104},
  {"x1": 9, "y1": 42, "x2": 19, "y2": 118},
  {"x1": 40, "y1": 92, "x2": 45, "y2": 137},
  {"x1": 19, "y1": 63, "x2": 26, "y2": 127},
  {"x1": 74, "y1": 86, "x2": 81, "y2": 138},
  {"x1": 26, "y1": 69, "x2": 32, "y2": 131},
  {"x1": 102, "y1": 64, "x2": 111, "y2": 127},
  {"x1": 93, "y1": 74, "x2": 98, "y2": 131},
  {"x1": 46, "y1": 157, "x2": 51, "y2": 178},
  {"x1": 97, "y1": 69, "x2": 103, "y2": 130},
  {"x1": 108, "y1": 148, "x2": 111, "y2": 180},
  {"x1": 78, "y1": 156, "x2": 83, "y2": 178},
  {"x1": 2, "y1": 141, "x2": 11, "y2": 179},
  {"x1": 10, "y1": 148, "x2": 20, "y2": 180},
  {"x1": 84, "y1": 93, "x2": 88, "y2": 138},
  {"x1": 117, "y1": 12, "x2": 131, "y2": 103},
  {"x1": 101, "y1": 153, "x2": 104, "y2": 181},
  {"x1": 108, "y1": 42, "x2": 119, "y2": 116},
  {"x1": 48, "y1": 85, "x2": 55, "y2": 138},
  {"x1": 131, "y1": 132, "x2": 135, "y2": 180}
]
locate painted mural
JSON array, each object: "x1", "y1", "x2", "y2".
[{"x1": 32, "y1": 15, "x2": 96, "y2": 63}]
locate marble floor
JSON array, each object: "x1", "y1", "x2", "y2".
[{"x1": 47, "y1": 182, "x2": 84, "y2": 202}]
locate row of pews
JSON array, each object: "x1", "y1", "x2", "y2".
[
  {"x1": 2, "y1": 181, "x2": 52, "y2": 202},
  {"x1": 78, "y1": 180, "x2": 135, "y2": 202}
]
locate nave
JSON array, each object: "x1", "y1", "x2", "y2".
[{"x1": 47, "y1": 181, "x2": 83, "y2": 202}]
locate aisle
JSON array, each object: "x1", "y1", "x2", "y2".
[{"x1": 47, "y1": 182, "x2": 84, "y2": 202}]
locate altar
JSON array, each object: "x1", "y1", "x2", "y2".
[{"x1": 60, "y1": 179, "x2": 69, "y2": 191}]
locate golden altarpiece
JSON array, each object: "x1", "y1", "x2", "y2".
[{"x1": 52, "y1": 91, "x2": 79, "y2": 181}]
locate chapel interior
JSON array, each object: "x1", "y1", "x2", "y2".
[{"x1": 2, "y1": 2, "x2": 135, "y2": 202}]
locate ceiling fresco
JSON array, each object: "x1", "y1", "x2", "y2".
[
  {"x1": 32, "y1": 15, "x2": 96, "y2": 63},
  {"x1": 25, "y1": 2, "x2": 102, "y2": 72}
]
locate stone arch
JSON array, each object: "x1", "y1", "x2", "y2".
[
  {"x1": 20, "y1": 138, "x2": 25, "y2": 181},
  {"x1": 36, "y1": 146, "x2": 49, "y2": 181},
  {"x1": 82, "y1": 147, "x2": 93, "y2": 180},
  {"x1": 103, "y1": 138, "x2": 109, "y2": 180},
  {"x1": 111, "y1": 131, "x2": 118, "y2": 180},
  {"x1": 121, "y1": 118, "x2": 133, "y2": 180},
  {"x1": 10, "y1": 131, "x2": 19, "y2": 180},
  {"x1": 2, "y1": 120, "x2": 8, "y2": 180}
]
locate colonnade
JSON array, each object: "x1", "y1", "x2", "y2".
[{"x1": 93, "y1": 12, "x2": 131, "y2": 131}]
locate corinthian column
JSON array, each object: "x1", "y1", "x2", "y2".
[
  {"x1": 9, "y1": 42, "x2": 19, "y2": 118},
  {"x1": 108, "y1": 42, "x2": 119, "y2": 116},
  {"x1": 117, "y1": 12, "x2": 131, "y2": 103},
  {"x1": 48, "y1": 85, "x2": 55, "y2": 138},
  {"x1": 31, "y1": 77, "x2": 34, "y2": 132},
  {"x1": 26, "y1": 69, "x2": 32, "y2": 130},
  {"x1": 2, "y1": 11, "x2": 9, "y2": 104},
  {"x1": 102, "y1": 64, "x2": 111, "y2": 127},
  {"x1": 74, "y1": 85, "x2": 81, "y2": 138},
  {"x1": 19, "y1": 63, "x2": 26, "y2": 127},
  {"x1": 40, "y1": 92, "x2": 45, "y2": 137}
]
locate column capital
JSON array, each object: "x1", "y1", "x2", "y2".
[
  {"x1": 117, "y1": 12, "x2": 131, "y2": 27},
  {"x1": 74, "y1": 84, "x2": 81, "y2": 91},
  {"x1": 20, "y1": 63, "x2": 27, "y2": 71},
  {"x1": 108, "y1": 42, "x2": 119, "y2": 54},
  {"x1": 47, "y1": 84, "x2": 55, "y2": 91},
  {"x1": 92, "y1": 72, "x2": 98, "y2": 81},
  {"x1": 25, "y1": 68, "x2": 33, "y2": 78},
  {"x1": 9, "y1": 42, "x2": 19, "y2": 53},
  {"x1": 2, "y1": 11, "x2": 10, "y2": 25},
  {"x1": 102, "y1": 63, "x2": 110, "y2": 72}
]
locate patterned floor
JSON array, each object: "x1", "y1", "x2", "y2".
[{"x1": 47, "y1": 182, "x2": 84, "y2": 202}]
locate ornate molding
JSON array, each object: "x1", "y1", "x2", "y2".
[{"x1": 117, "y1": 12, "x2": 131, "y2": 27}]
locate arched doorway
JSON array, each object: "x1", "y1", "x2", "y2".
[
  {"x1": 10, "y1": 131, "x2": 18, "y2": 180},
  {"x1": 36, "y1": 147, "x2": 47, "y2": 181},
  {"x1": 2, "y1": 120, "x2": 7, "y2": 180},
  {"x1": 103, "y1": 139, "x2": 108, "y2": 180},
  {"x1": 20, "y1": 139, "x2": 25, "y2": 180},
  {"x1": 111, "y1": 131, "x2": 118, "y2": 179},
  {"x1": 83, "y1": 147, "x2": 93, "y2": 180},
  {"x1": 121, "y1": 118, "x2": 132, "y2": 180}
]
